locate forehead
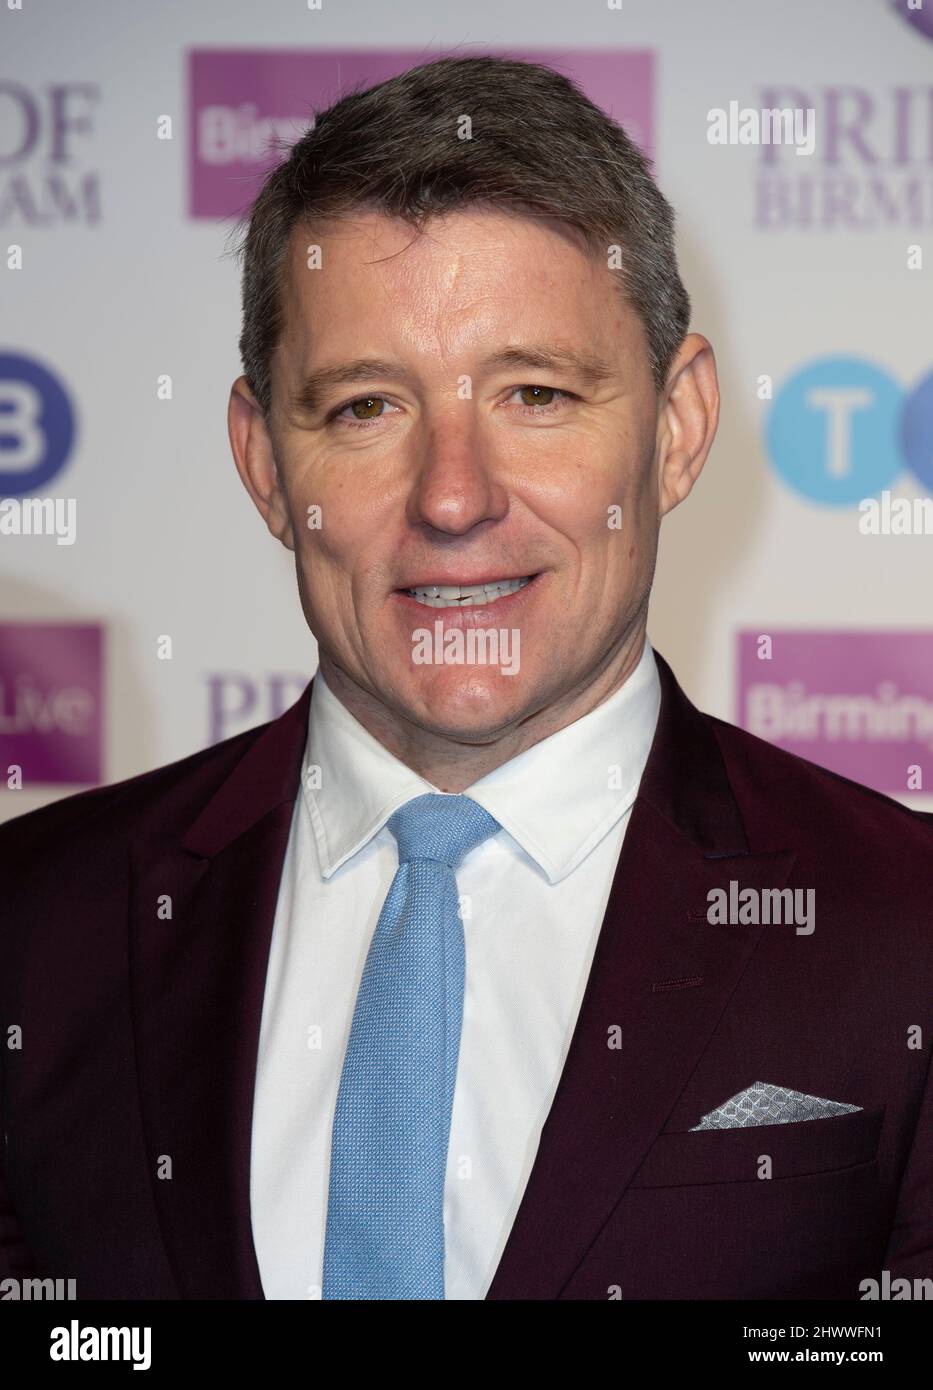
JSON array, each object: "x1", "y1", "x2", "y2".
[{"x1": 278, "y1": 206, "x2": 644, "y2": 359}]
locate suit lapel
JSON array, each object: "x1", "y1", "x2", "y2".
[
  {"x1": 128, "y1": 684, "x2": 313, "y2": 1298},
  {"x1": 486, "y1": 652, "x2": 795, "y2": 1299}
]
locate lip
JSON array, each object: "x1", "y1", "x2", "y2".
[
  {"x1": 391, "y1": 571, "x2": 544, "y2": 622},
  {"x1": 395, "y1": 572, "x2": 538, "y2": 592}
]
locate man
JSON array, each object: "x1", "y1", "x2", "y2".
[{"x1": 1, "y1": 55, "x2": 931, "y2": 1301}]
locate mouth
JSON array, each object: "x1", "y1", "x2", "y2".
[{"x1": 397, "y1": 575, "x2": 537, "y2": 609}]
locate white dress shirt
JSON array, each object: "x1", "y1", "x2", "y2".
[{"x1": 250, "y1": 636, "x2": 661, "y2": 1299}]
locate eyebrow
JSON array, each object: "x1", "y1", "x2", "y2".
[
  {"x1": 482, "y1": 345, "x2": 618, "y2": 387},
  {"x1": 289, "y1": 344, "x2": 618, "y2": 417}
]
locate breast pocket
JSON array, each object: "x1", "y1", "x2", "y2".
[
  {"x1": 562, "y1": 1103, "x2": 889, "y2": 1297},
  {"x1": 629, "y1": 1103, "x2": 885, "y2": 1188}
]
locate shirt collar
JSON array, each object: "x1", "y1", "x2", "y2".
[{"x1": 302, "y1": 637, "x2": 661, "y2": 884}]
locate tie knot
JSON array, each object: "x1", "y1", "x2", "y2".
[{"x1": 387, "y1": 793, "x2": 500, "y2": 869}]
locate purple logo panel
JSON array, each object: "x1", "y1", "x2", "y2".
[
  {"x1": 892, "y1": 0, "x2": 933, "y2": 42},
  {"x1": 189, "y1": 49, "x2": 654, "y2": 219},
  {"x1": 737, "y1": 630, "x2": 933, "y2": 795},
  {"x1": 0, "y1": 623, "x2": 103, "y2": 786}
]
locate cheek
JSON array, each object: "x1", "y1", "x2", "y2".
[
  {"x1": 290, "y1": 533, "x2": 357, "y2": 637},
  {"x1": 287, "y1": 447, "x2": 399, "y2": 562},
  {"x1": 592, "y1": 481, "x2": 657, "y2": 584},
  {"x1": 606, "y1": 445, "x2": 658, "y2": 539},
  {"x1": 291, "y1": 479, "x2": 365, "y2": 578}
]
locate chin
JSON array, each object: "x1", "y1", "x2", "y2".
[{"x1": 401, "y1": 667, "x2": 532, "y2": 737}]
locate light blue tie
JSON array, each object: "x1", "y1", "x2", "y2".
[{"x1": 322, "y1": 792, "x2": 501, "y2": 1300}]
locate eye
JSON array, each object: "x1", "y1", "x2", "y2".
[
  {"x1": 331, "y1": 395, "x2": 400, "y2": 429},
  {"x1": 507, "y1": 385, "x2": 574, "y2": 415}
]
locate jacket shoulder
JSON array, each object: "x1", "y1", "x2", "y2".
[
  {"x1": 706, "y1": 710, "x2": 933, "y2": 849},
  {"x1": 0, "y1": 716, "x2": 279, "y2": 861}
]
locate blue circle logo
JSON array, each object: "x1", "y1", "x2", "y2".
[
  {"x1": 767, "y1": 357, "x2": 902, "y2": 506},
  {"x1": 0, "y1": 352, "x2": 77, "y2": 496},
  {"x1": 900, "y1": 368, "x2": 933, "y2": 493}
]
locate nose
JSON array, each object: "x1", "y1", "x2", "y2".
[{"x1": 405, "y1": 410, "x2": 510, "y2": 537}]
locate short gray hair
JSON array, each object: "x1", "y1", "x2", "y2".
[{"x1": 230, "y1": 54, "x2": 691, "y2": 415}]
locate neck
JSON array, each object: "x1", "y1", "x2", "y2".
[{"x1": 317, "y1": 624, "x2": 648, "y2": 793}]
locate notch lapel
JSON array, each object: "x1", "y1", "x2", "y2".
[
  {"x1": 128, "y1": 683, "x2": 313, "y2": 1298},
  {"x1": 486, "y1": 651, "x2": 795, "y2": 1299}
]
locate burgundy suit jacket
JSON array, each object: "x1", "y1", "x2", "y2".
[{"x1": 2, "y1": 650, "x2": 932, "y2": 1299}]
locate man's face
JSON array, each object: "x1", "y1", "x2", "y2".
[{"x1": 248, "y1": 207, "x2": 689, "y2": 742}]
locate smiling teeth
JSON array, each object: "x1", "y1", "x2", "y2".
[{"x1": 407, "y1": 577, "x2": 532, "y2": 607}]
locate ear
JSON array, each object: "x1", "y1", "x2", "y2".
[
  {"x1": 655, "y1": 334, "x2": 720, "y2": 517},
  {"x1": 227, "y1": 376, "x2": 295, "y2": 551}
]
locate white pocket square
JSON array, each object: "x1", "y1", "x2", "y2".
[{"x1": 690, "y1": 1080, "x2": 861, "y2": 1131}]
